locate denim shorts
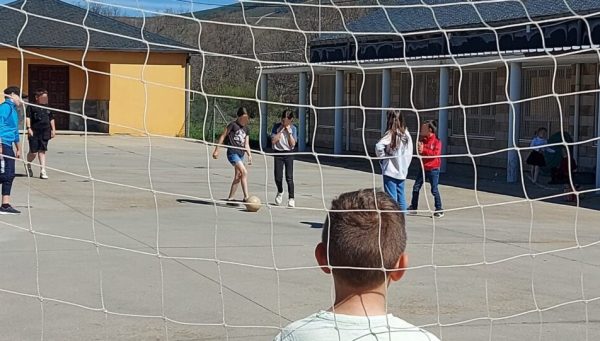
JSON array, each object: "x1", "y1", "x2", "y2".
[{"x1": 227, "y1": 152, "x2": 244, "y2": 166}]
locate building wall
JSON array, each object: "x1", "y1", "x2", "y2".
[
  {"x1": 0, "y1": 59, "x2": 7, "y2": 91},
  {"x1": 347, "y1": 72, "x2": 385, "y2": 154},
  {"x1": 447, "y1": 66, "x2": 509, "y2": 169},
  {"x1": 6, "y1": 58, "x2": 109, "y2": 100},
  {"x1": 109, "y1": 63, "x2": 186, "y2": 136},
  {"x1": 69, "y1": 62, "x2": 111, "y2": 101},
  {"x1": 311, "y1": 73, "x2": 335, "y2": 149},
  {"x1": 0, "y1": 48, "x2": 188, "y2": 136},
  {"x1": 0, "y1": 48, "x2": 186, "y2": 66},
  {"x1": 312, "y1": 63, "x2": 599, "y2": 172},
  {"x1": 576, "y1": 63, "x2": 598, "y2": 170},
  {"x1": 67, "y1": 62, "x2": 111, "y2": 132}
]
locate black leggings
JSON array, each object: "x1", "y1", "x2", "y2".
[
  {"x1": 0, "y1": 144, "x2": 15, "y2": 196},
  {"x1": 274, "y1": 153, "x2": 294, "y2": 198}
]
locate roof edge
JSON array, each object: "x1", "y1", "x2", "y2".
[{"x1": 5, "y1": 0, "x2": 197, "y2": 52}]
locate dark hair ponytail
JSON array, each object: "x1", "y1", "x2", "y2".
[
  {"x1": 236, "y1": 107, "x2": 249, "y2": 117},
  {"x1": 386, "y1": 110, "x2": 407, "y2": 151},
  {"x1": 281, "y1": 109, "x2": 294, "y2": 120}
]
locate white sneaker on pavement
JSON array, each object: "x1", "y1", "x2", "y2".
[{"x1": 275, "y1": 192, "x2": 283, "y2": 206}]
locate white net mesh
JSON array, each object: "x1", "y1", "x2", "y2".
[{"x1": 0, "y1": 0, "x2": 599, "y2": 340}]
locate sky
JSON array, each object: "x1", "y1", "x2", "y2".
[
  {"x1": 82, "y1": 0, "x2": 237, "y2": 14},
  {"x1": 0, "y1": 0, "x2": 239, "y2": 16}
]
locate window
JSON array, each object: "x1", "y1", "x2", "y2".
[
  {"x1": 451, "y1": 69, "x2": 497, "y2": 138},
  {"x1": 399, "y1": 71, "x2": 439, "y2": 132},
  {"x1": 400, "y1": 71, "x2": 439, "y2": 110},
  {"x1": 356, "y1": 73, "x2": 382, "y2": 131},
  {"x1": 520, "y1": 66, "x2": 573, "y2": 140},
  {"x1": 317, "y1": 75, "x2": 335, "y2": 127}
]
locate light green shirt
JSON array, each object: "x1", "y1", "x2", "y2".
[{"x1": 274, "y1": 311, "x2": 440, "y2": 341}]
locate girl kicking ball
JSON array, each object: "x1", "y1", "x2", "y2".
[{"x1": 213, "y1": 107, "x2": 252, "y2": 203}]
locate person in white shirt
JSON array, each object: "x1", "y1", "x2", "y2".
[
  {"x1": 274, "y1": 189, "x2": 440, "y2": 341},
  {"x1": 526, "y1": 127, "x2": 554, "y2": 183},
  {"x1": 375, "y1": 110, "x2": 413, "y2": 211},
  {"x1": 271, "y1": 110, "x2": 297, "y2": 208}
]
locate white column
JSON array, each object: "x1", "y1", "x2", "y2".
[
  {"x1": 596, "y1": 88, "x2": 600, "y2": 189},
  {"x1": 259, "y1": 74, "x2": 268, "y2": 152},
  {"x1": 381, "y1": 68, "x2": 391, "y2": 134},
  {"x1": 507, "y1": 62, "x2": 522, "y2": 183},
  {"x1": 438, "y1": 67, "x2": 450, "y2": 173},
  {"x1": 334, "y1": 70, "x2": 344, "y2": 154},
  {"x1": 345, "y1": 74, "x2": 350, "y2": 152},
  {"x1": 573, "y1": 63, "x2": 581, "y2": 161},
  {"x1": 298, "y1": 72, "x2": 307, "y2": 152}
]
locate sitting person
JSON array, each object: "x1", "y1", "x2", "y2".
[
  {"x1": 526, "y1": 127, "x2": 554, "y2": 184},
  {"x1": 274, "y1": 189, "x2": 440, "y2": 341},
  {"x1": 550, "y1": 147, "x2": 578, "y2": 201}
]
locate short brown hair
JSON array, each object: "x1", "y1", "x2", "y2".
[
  {"x1": 32, "y1": 88, "x2": 48, "y2": 104},
  {"x1": 422, "y1": 120, "x2": 437, "y2": 134},
  {"x1": 322, "y1": 189, "x2": 406, "y2": 289}
]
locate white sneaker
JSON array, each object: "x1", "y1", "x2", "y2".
[
  {"x1": 40, "y1": 169, "x2": 48, "y2": 180},
  {"x1": 274, "y1": 193, "x2": 283, "y2": 206},
  {"x1": 288, "y1": 198, "x2": 295, "y2": 208},
  {"x1": 25, "y1": 164, "x2": 33, "y2": 177}
]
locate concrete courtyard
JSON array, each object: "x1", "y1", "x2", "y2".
[{"x1": 0, "y1": 135, "x2": 599, "y2": 340}]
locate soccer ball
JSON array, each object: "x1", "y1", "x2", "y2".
[{"x1": 244, "y1": 196, "x2": 261, "y2": 212}]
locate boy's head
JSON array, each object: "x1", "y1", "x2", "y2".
[
  {"x1": 4, "y1": 86, "x2": 26, "y2": 106},
  {"x1": 33, "y1": 88, "x2": 49, "y2": 105},
  {"x1": 316, "y1": 189, "x2": 407, "y2": 290},
  {"x1": 420, "y1": 120, "x2": 437, "y2": 138}
]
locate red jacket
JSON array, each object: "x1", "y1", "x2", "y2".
[{"x1": 419, "y1": 134, "x2": 442, "y2": 171}]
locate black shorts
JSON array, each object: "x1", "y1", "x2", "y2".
[
  {"x1": 28, "y1": 129, "x2": 51, "y2": 153},
  {"x1": 526, "y1": 150, "x2": 545, "y2": 167}
]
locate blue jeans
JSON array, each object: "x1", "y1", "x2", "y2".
[
  {"x1": 227, "y1": 152, "x2": 244, "y2": 166},
  {"x1": 383, "y1": 175, "x2": 407, "y2": 210},
  {"x1": 0, "y1": 144, "x2": 15, "y2": 196},
  {"x1": 410, "y1": 168, "x2": 442, "y2": 211}
]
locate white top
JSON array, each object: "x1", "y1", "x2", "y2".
[
  {"x1": 375, "y1": 129, "x2": 413, "y2": 180},
  {"x1": 271, "y1": 123, "x2": 298, "y2": 151},
  {"x1": 274, "y1": 310, "x2": 440, "y2": 341}
]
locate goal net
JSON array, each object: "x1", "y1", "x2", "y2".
[{"x1": 1, "y1": 0, "x2": 599, "y2": 340}]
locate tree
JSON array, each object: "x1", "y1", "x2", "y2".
[{"x1": 76, "y1": 1, "x2": 123, "y2": 17}]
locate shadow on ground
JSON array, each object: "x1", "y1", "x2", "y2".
[
  {"x1": 176, "y1": 198, "x2": 243, "y2": 209},
  {"x1": 295, "y1": 151, "x2": 600, "y2": 211},
  {"x1": 300, "y1": 221, "x2": 323, "y2": 229}
]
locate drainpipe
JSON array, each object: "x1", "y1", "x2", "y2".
[{"x1": 185, "y1": 55, "x2": 192, "y2": 138}]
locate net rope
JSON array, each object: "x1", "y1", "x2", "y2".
[{"x1": 0, "y1": 0, "x2": 598, "y2": 340}]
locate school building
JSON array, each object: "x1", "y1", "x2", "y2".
[
  {"x1": 0, "y1": 0, "x2": 193, "y2": 136},
  {"x1": 260, "y1": 0, "x2": 600, "y2": 187}
]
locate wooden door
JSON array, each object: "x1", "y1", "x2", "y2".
[{"x1": 28, "y1": 65, "x2": 70, "y2": 130}]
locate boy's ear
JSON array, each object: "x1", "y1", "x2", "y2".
[
  {"x1": 389, "y1": 253, "x2": 408, "y2": 282},
  {"x1": 315, "y1": 242, "x2": 331, "y2": 274}
]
